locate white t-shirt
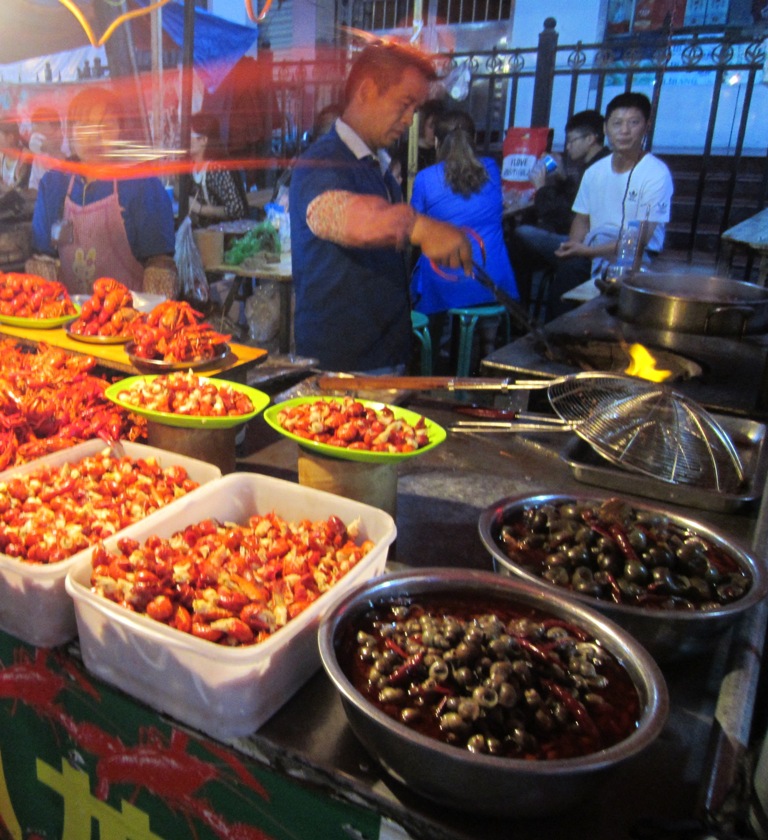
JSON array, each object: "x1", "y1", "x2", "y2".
[{"x1": 572, "y1": 152, "x2": 674, "y2": 254}]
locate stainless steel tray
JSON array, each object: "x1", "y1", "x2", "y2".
[
  {"x1": 247, "y1": 354, "x2": 319, "y2": 387},
  {"x1": 560, "y1": 413, "x2": 766, "y2": 512}
]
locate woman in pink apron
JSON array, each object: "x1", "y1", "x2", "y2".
[{"x1": 31, "y1": 88, "x2": 176, "y2": 296}]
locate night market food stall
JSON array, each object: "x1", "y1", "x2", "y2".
[
  {"x1": 0, "y1": 6, "x2": 767, "y2": 839},
  {"x1": 0, "y1": 263, "x2": 765, "y2": 837}
]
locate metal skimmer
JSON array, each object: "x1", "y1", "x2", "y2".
[
  {"x1": 547, "y1": 374, "x2": 745, "y2": 493},
  {"x1": 315, "y1": 370, "x2": 744, "y2": 493}
]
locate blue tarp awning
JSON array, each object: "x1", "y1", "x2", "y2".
[
  {"x1": 133, "y1": 0, "x2": 259, "y2": 93},
  {"x1": 0, "y1": 1, "x2": 259, "y2": 94}
]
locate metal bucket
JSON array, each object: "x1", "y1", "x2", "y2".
[
  {"x1": 146, "y1": 421, "x2": 237, "y2": 474},
  {"x1": 298, "y1": 449, "x2": 398, "y2": 518}
]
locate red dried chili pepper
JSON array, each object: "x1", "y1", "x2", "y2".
[
  {"x1": 540, "y1": 618, "x2": 592, "y2": 641},
  {"x1": 603, "y1": 571, "x2": 624, "y2": 604},
  {"x1": 542, "y1": 679, "x2": 600, "y2": 743},
  {"x1": 581, "y1": 510, "x2": 641, "y2": 565},
  {"x1": 387, "y1": 650, "x2": 425, "y2": 687},
  {"x1": 515, "y1": 636, "x2": 560, "y2": 667},
  {"x1": 384, "y1": 637, "x2": 409, "y2": 660},
  {"x1": 609, "y1": 524, "x2": 641, "y2": 565}
]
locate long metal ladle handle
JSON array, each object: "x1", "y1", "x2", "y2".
[{"x1": 314, "y1": 375, "x2": 562, "y2": 392}]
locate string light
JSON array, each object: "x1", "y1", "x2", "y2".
[
  {"x1": 58, "y1": 0, "x2": 272, "y2": 47},
  {"x1": 244, "y1": 0, "x2": 274, "y2": 23},
  {"x1": 57, "y1": 0, "x2": 173, "y2": 48}
]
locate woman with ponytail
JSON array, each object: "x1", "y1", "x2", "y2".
[{"x1": 409, "y1": 109, "x2": 518, "y2": 372}]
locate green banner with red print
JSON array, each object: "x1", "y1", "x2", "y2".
[{"x1": 0, "y1": 632, "x2": 382, "y2": 840}]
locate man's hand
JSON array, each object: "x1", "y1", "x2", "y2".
[
  {"x1": 410, "y1": 216, "x2": 473, "y2": 274},
  {"x1": 555, "y1": 239, "x2": 591, "y2": 259}
]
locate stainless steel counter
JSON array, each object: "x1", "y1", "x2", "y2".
[{"x1": 232, "y1": 395, "x2": 767, "y2": 839}]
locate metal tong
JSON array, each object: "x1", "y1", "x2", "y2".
[
  {"x1": 450, "y1": 412, "x2": 576, "y2": 434},
  {"x1": 316, "y1": 374, "x2": 526, "y2": 392},
  {"x1": 470, "y1": 261, "x2": 557, "y2": 357}
]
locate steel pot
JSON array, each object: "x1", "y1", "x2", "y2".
[
  {"x1": 478, "y1": 492, "x2": 768, "y2": 661},
  {"x1": 318, "y1": 567, "x2": 668, "y2": 818},
  {"x1": 617, "y1": 272, "x2": 768, "y2": 336}
]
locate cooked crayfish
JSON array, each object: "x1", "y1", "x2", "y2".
[
  {"x1": 90, "y1": 512, "x2": 374, "y2": 646},
  {"x1": 147, "y1": 300, "x2": 202, "y2": 331},
  {"x1": 115, "y1": 370, "x2": 255, "y2": 417},
  {"x1": 0, "y1": 272, "x2": 77, "y2": 319},
  {"x1": 129, "y1": 301, "x2": 231, "y2": 364},
  {"x1": 0, "y1": 451, "x2": 200, "y2": 564},
  {"x1": 0, "y1": 339, "x2": 145, "y2": 470},
  {"x1": 69, "y1": 277, "x2": 141, "y2": 338},
  {"x1": 277, "y1": 398, "x2": 431, "y2": 452}
]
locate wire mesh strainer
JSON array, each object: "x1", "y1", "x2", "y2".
[{"x1": 546, "y1": 373, "x2": 745, "y2": 493}]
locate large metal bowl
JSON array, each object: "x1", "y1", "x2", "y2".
[
  {"x1": 478, "y1": 492, "x2": 768, "y2": 662},
  {"x1": 617, "y1": 272, "x2": 768, "y2": 336},
  {"x1": 318, "y1": 567, "x2": 668, "y2": 818}
]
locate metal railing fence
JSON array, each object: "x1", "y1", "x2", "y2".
[{"x1": 264, "y1": 18, "x2": 767, "y2": 257}]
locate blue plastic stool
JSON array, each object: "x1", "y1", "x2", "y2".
[
  {"x1": 411, "y1": 311, "x2": 433, "y2": 376},
  {"x1": 447, "y1": 304, "x2": 511, "y2": 377}
]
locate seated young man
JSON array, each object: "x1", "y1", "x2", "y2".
[
  {"x1": 551, "y1": 92, "x2": 674, "y2": 320},
  {"x1": 508, "y1": 109, "x2": 608, "y2": 317}
]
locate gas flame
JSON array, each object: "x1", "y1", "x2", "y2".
[{"x1": 624, "y1": 343, "x2": 673, "y2": 382}]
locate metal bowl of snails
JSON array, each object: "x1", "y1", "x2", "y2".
[
  {"x1": 318, "y1": 567, "x2": 668, "y2": 818},
  {"x1": 478, "y1": 492, "x2": 768, "y2": 662}
]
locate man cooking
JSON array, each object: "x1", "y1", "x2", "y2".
[{"x1": 289, "y1": 41, "x2": 472, "y2": 374}]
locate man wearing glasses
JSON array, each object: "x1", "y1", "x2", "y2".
[{"x1": 508, "y1": 110, "x2": 608, "y2": 319}]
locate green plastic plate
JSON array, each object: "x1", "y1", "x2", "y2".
[
  {"x1": 0, "y1": 304, "x2": 80, "y2": 329},
  {"x1": 105, "y1": 375, "x2": 270, "y2": 429},
  {"x1": 262, "y1": 396, "x2": 446, "y2": 463}
]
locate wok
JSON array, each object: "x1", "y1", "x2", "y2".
[{"x1": 617, "y1": 272, "x2": 768, "y2": 336}]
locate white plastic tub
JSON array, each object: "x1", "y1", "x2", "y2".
[
  {"x1": 0, "y1": 440, "x2": 221, "y2": 648},
  {"x1": 65, "y1": 472, "x2": 396, "y2": 740}
]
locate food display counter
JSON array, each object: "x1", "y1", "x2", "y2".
[
  {"x1": 0, "y1": 397, "x2": 766, "y2": 839},
  {"x1": 0, "y1": 322, "x2": 268, "y2": 382}
]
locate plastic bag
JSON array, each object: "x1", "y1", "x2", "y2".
[
  {"x1": 501, "y1": 127, "x2": 552, "y2": 211},
  {"x1": 444, "y1": 60, "x2": 471, "y2": 101},
  {"x1": 174, "y1": 216, "x2": 210, "y2": 305},
  {"x1": 265, "y1": 202, "x2": 291, "y2": 254},
  {"x1": 245, "y1": 283, "x2": 280, "y2": 347}
]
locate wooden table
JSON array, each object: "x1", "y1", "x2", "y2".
[
  {"x1": 0, "y1": 323, "x2": 268, "y2": 382},
  {"x1": 210, "y1": 253, "x2": 293, "y2": 354},
  {"x1": 246, "y1": 187, "x2": 275, "y2": 212},
  {"x1": 720, "y1": 207, "x2": 768, "y2": 285}
]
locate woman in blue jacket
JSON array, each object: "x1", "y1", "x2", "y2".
[{"x1": 410, "y1": 110, "x2": 518, "y2": 372}]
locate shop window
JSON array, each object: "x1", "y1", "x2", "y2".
[
  {"x1": 357, "y1": 0, "x2": 512, "y2": 31},
  {"x1": 605, "y1": 0, "x2": 760, "y2": 34},
  {"x1": 434, "y1": 0, "x2": 513, "y2": 24}
]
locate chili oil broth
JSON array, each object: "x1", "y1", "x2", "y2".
[{"x1": 337, "y1": 594, "x2": 641, "y2": 761}]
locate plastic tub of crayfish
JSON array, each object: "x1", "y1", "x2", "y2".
[
  {"x1": 65, "y1": 472, "x2": 396, "y2": 740},
  {"x1": 0, "y1": 440, "x2": 222, "y2": 648}
]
